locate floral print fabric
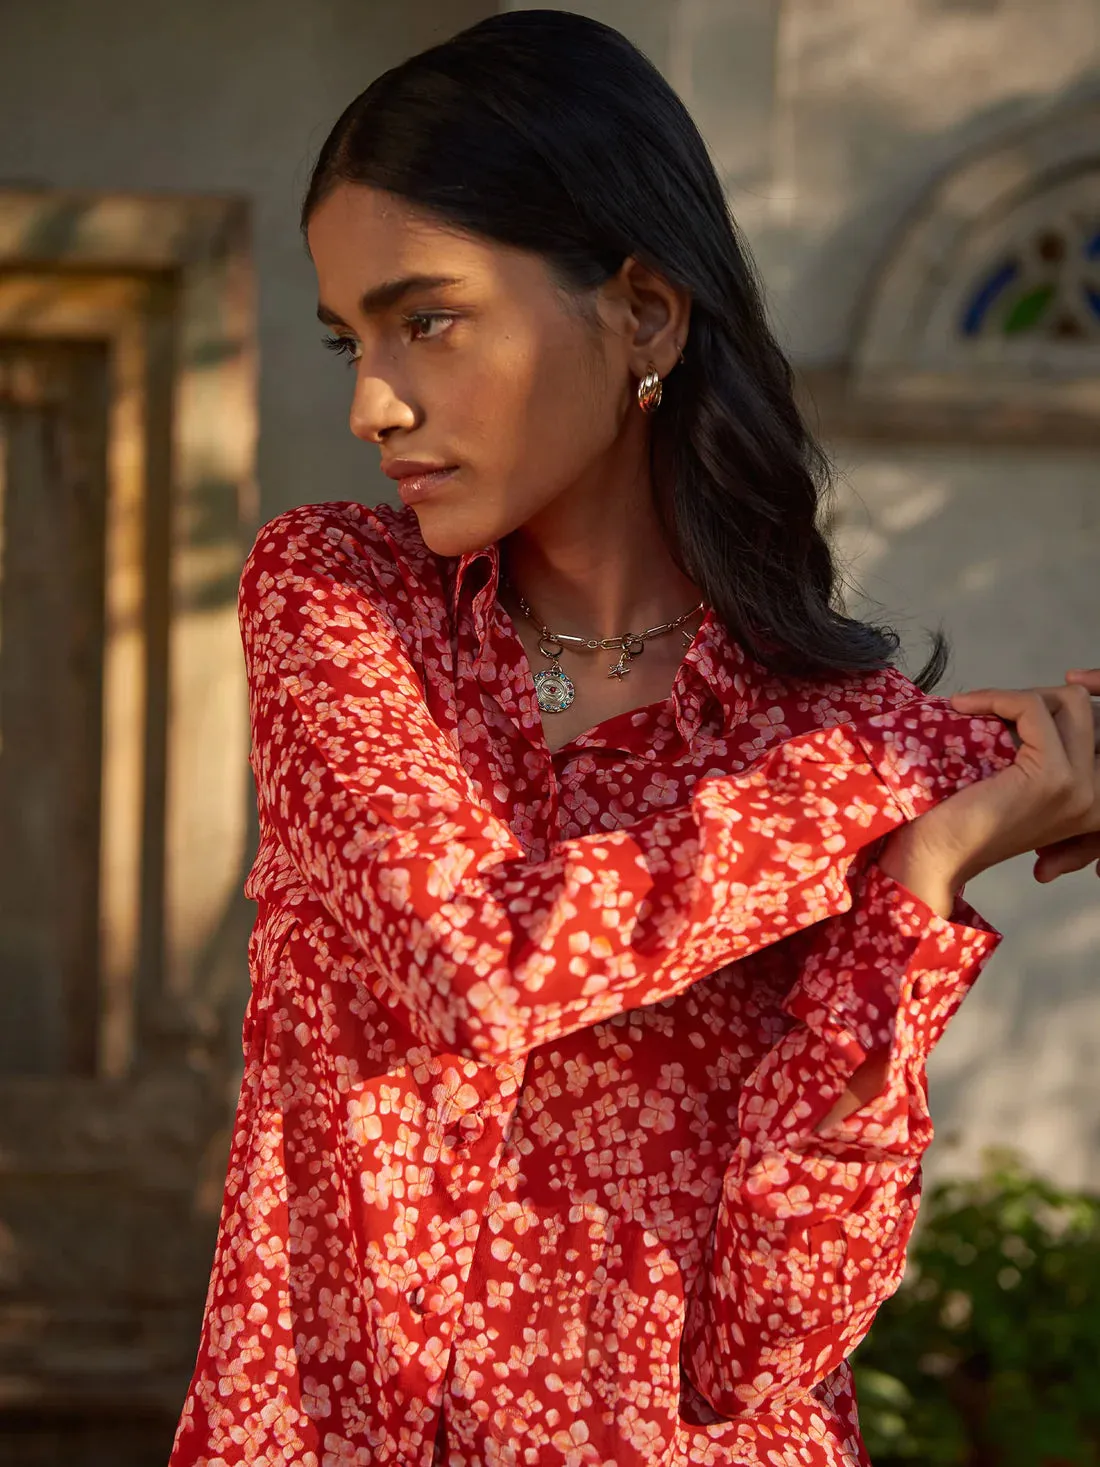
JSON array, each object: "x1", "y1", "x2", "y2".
[{"x1": 170, "y1": 501, "x2": 1016, "y2": 1467}]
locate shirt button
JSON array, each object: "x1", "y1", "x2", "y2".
[
  {"x1": 443, "y1": 1118, "x2": 485, "y2": 1151},
  {"x1": 409, "y1": 1286, "x2": 427, "y2": 1315}
]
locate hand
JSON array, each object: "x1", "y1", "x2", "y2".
[
  {"x1": 1034, "y1": 668, "x2": 1100, "y2": 881},
  {"x1": 879, "y1": 681, "x2": 1099, "y2": 916}
]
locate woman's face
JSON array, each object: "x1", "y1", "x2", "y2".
[{"x1": 306, "y1": 183, "x2": 643, "y2": 557}]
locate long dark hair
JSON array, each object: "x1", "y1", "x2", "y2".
[{"x1": 301, "y1": 9, "x2": 944, "y2": 689}]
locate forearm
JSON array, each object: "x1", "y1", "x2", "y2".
[{"x1": 878, "y1": 825, "x2": 962, "y2": 920}]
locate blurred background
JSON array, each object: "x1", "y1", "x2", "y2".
[{"x1": 0, "y1": 1, "x2": 1097, "y2": 1463}]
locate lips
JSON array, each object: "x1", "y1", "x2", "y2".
[
  {"x1": 380, "y1": 459, "x2": 459, "y2": 507},
  {"x1": 392, "y1": 467, "x2": 458, "y2": 506}
]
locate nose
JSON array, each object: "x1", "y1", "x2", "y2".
[{"x1": 348, "y1": 369, "x2": 417, "y2": 444}]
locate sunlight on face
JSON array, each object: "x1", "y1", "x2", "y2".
[{"x1": 306, "y1": 183, "x2": 633, "y2": 556}]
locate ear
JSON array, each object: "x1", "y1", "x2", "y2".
[{"x1": 599, "y1": 256, "x2": 691, "y2": 379}]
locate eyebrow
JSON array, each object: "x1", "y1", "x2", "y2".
[{"x1": 316, "y1": 274, "x2": 466, "y2": 328}]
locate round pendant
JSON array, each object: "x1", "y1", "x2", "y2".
[{"x1": 533, "y1": 668, "x2": 575, "y2": 714}]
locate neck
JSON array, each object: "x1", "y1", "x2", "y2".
[{"x1": 500, "y1": 432, "x2": 701, "y2": 641}]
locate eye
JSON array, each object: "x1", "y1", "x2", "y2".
[
  {"x1": 402, "y1": 312, "x2": 456, "y2": 343},
  {"x1": 321, "y1": 333, "x2": 361, "y2": 366}
]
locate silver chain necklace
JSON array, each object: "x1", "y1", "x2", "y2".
[{"x1": 508, "y1": 584, "x2": 706, "y2": 714}]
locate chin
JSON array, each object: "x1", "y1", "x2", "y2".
[{"x1": 408, "y1": 504, "x2": 500, "y2": 560}]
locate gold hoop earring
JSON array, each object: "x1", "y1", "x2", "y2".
[{"x1": 637, "y1": 363, "x2": 663, "y2": 414}]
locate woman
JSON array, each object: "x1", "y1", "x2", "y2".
[{"x1": 170, "y1": 12, "x2": 1100, "y2": 1467}]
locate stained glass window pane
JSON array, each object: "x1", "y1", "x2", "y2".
[
  {"x1": 959, "y1": 216, "x2": 1100, "y2": 341},
  {"x1": 1003, "y1": 284, "x2": 1055, "y2": 334},
  {"x1": 961, "y1": 259, "x2": 1020, "y2": 336}
]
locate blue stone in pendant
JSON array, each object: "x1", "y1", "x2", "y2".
[{"x1": 533, "y1": 668, "x2": 575, "y2": 713}]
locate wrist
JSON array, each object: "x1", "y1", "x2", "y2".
[{"x1": 878, "y1": 826, "x2": 966, "y2": 920}]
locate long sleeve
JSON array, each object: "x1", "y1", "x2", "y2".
[
  {"x1": 241, "y1": 507, "x2": 1014, "y2": 1063},
  {"x1": 681, "y1": 862, "x2": 1000, "y2": 1418}
]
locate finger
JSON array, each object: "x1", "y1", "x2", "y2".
[
  {"x1": 1034, "y1": 832, "x2": 1100, "y2": 881},
  {"x1": 1011, "y1": 685, "x2": 1100, "y2": 756},
  {"x1": 1047, "y1": 684, "x2": 1095, "y2": 783},
  {"x1": 1023, "y1": 683, "x2": 1099, "y2": 715},
  {"x1": 1066, "y1": 668, "x2": 1100, "y2": 739},
  {"x1": 1036, "y1": 826, "x2": 1100, "y2": 863},
  {"x1": 1035, "y1": 845, "x2": 1100, "y2": 881}
]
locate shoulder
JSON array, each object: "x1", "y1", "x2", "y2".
[
  {"x1": 238, "y1": 500, "x2": 450, "y2": 672},
  {"x1": 241, "y1": 499, "x2": 441, "y2": 602}
]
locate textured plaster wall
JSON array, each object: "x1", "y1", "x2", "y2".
[
  {"x1": 770, "y1": 0, "x2": 1100, "y2": 359},
  {"x1": 509, "y1": 0, "x2": 1100, "y2": 359},
  {"x1": 0, "y1": 0, "x2": 494, "y2": 526}
]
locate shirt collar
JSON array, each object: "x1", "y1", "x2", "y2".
[
  {"x1": 450, "y1": 546, "x2": 757, "y2": 747},
  {"x1": 451, "y1": 542, "x2": 502, "y2": 660},
  {"x1": 451, "y1": 542, "x2": 498, "y2": 613},
  {"x1": 670, "y1": 609, "x2": 757, "y2": 746}
]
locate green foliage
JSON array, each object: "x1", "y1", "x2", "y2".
[{"x1": 853, "y1": 1150, "x2": 1100, "y2": 1467}]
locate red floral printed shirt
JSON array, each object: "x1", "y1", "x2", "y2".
[{"x1": 171, "y1": 500, "x2": 1016, "y2": 1467}]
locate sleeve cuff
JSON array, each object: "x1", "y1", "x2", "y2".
[
  {"x1": 775, "y1": 864, "x2": 1001, "y2": 1153},
  {"x1": 785, "y1": 866, "x2": 1000, "y2": 1053}
]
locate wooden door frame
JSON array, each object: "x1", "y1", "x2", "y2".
[{"x1": 0, "y1": 191, "x2": 256, "y2": 1076}]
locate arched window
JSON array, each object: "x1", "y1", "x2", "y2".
[{"x1": 850, "y1": 101, "x2": 1100, "y2": 390}]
